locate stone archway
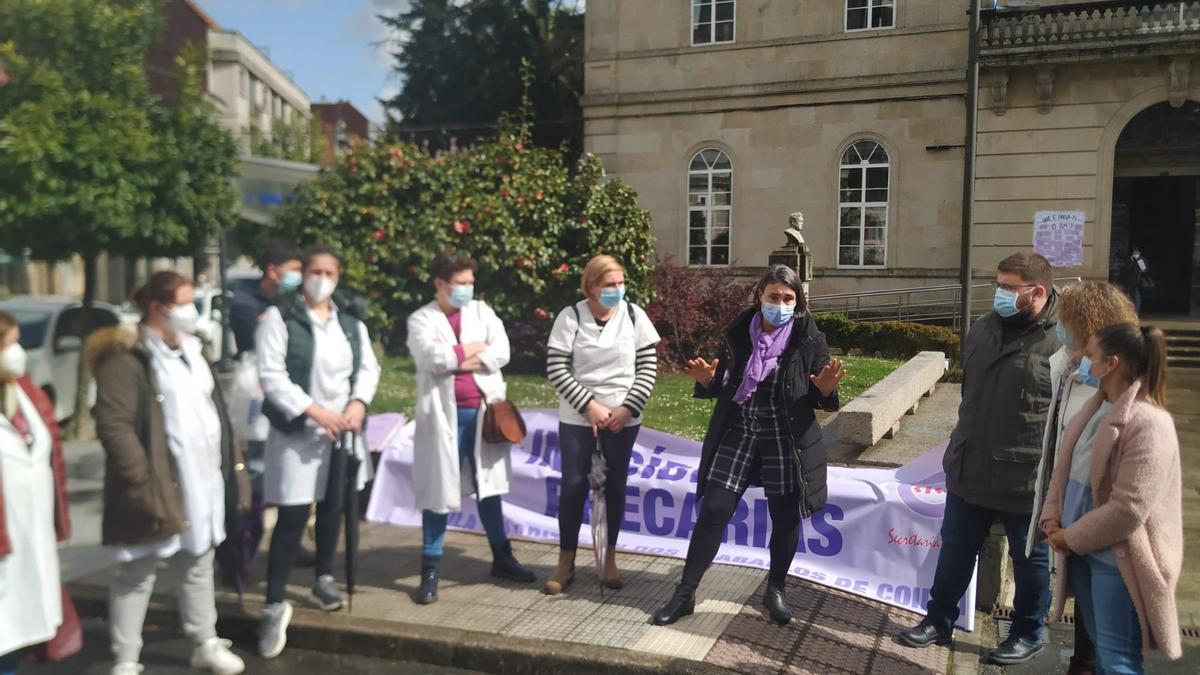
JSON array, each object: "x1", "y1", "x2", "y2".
[{"x1": 1109, "y1": 100, "x2": 1200, "y2": 314}]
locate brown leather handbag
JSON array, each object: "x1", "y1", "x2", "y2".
[{"x1": 482, "y1": 400, "x2": 527, "y2": 444}]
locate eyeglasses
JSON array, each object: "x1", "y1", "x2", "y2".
[{"x1": 992, "y1": 282, "x2": 1037, "y2": 293}]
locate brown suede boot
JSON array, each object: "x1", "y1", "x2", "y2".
[
  {"x1": 601, "y1": 546, "x2": 625, "y2": 590},
  {"x1": 543, "y1": 549, "x2": 576, "y2": 595}
]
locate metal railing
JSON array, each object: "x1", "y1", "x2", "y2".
[
  {"x1": 981, "y1": 1, "x2": 1200, "y2": 52},
  {"x1": 808, "y1": 277, "x2": 1083, "y2": 329}
]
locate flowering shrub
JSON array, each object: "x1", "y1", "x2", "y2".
[
  {"x1": 645, "y1": 257, "x2": 755, "y2": 370},
  {"x1": 273, "y1": 124, "x2": 656, "y2": 361}
]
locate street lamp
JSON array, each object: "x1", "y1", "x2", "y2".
[{"x1": 959, "y1": 0, "x2": 982, "y2": 343}]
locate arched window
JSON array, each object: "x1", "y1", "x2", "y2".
[
  {"x1": 688, "y1": 148, "x2": 732, "y2": 266},
  {"x1": 838, "y1": 140, "x2": 889, "y2": 268}
]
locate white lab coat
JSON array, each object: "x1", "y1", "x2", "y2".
[
  {"x1": 257, "y1": 304, "x2": 381, "y2": 506},
  {"x1": 407, "y1": 300, "x2": 512, "y2": 514},
  {"x1": 0, "y1": 386, "x2": 62, "y2": 655}
]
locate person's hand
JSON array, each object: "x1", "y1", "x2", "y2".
[
  {"x1": 585, "y1": 400, "x2": 612, "y2": 436},
  {"x1": 1047, "y1": 527, "x2": 1072, "y2": 555},
  {"x1": 344, "y1": 400, "x2": 367, "y2": 433},
  {"x1": 1041, "y1": 519, "x2": 1061, "y2": 537},
  {"x1": 810, "y1": 359, "x2": 846, "y2": 397},
  {"x1": 462, "y1": 340, "x2": 488, "y2": 359},
  {"x1": 605, "y1": 405, "x2": 633, "y2": 432},
  {"x1": 307, "y1": 404, "x2": 350, "y2": 440},
  {"x1": 683, "y1": 357, "x2": 719, "y2": 387},
  {"x1": 459, "y1": 356, "x2": 485, "y2": 372}
]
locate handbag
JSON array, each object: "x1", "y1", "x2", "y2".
[
  {"x1": 483, "y1": 399, "x2": 527, "y2": 444},
  {"x1": 29, "y1": 587, "x2": 83, "y2": 663}
]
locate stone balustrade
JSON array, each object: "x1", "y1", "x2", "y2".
[{"x1": 981, "y1": 1, "x2": 1200, "y2": 60}]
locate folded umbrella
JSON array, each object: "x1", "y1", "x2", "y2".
[
  {"x1": 587, "y1": 436, "x2": 608, "y2": 596},
  {"x1": 342, "y1": 432, "x2": 362, "y2": 613}
]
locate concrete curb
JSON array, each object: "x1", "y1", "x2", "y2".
[{"x1": 68, "y1": 583, "x2": 731, "y2": 675}]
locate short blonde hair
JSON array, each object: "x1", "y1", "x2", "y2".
[
  {"x1": 1058, "y1": 281, "x2": 1138, "y2": 349},
  {"x1": 580, "y1": 255, "x2": 625, "y2": 297}
]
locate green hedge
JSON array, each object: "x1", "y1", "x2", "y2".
[{"x1": 814, "y1": 313, "x2": 959, "y2": 361}]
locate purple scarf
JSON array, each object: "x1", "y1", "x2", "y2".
[{"x1": 732, "y1": 312, "x2": 794, "y2": 404}]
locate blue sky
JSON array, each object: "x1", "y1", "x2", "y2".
[{"x1": 196, "y1": 0, "x2": 411, "y2": 125}]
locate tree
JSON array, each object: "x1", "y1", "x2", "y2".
[
  {"x1": 0, "y1": 0, "x2": 238, "y2": 436},
  {"x1": 271, "y1": 114, "x2": 655, "y2": 369},
  {"x1": 249, "y1": 112, "x2": 325, "y2": 164},
  {"x1": 381, "y1": 0, "x2": 584, "y2": 156}
]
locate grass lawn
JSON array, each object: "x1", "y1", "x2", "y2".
[{"x1": 372, "y1": 354, "x2": 902, "y2": 441}]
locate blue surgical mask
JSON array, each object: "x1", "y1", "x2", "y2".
[
  {"x1": 449, "y1": 284, "x2": 474, "y2": 309},
  {"x1": 280, "y1": 270, "x2": 302, "y2": 293},
  {"x1": 598, "y1": 286, "x2": 625, "y2": 310},
  {"x1": 1055, "y1": 323, "x2": 1073, "y2": 348},
  {"x1": 762, "y1": 303, "x2": 795, "y2": 327},
  {"x1": 993, "y1": 288, "x2": 1020, "y2": 318},
  {"x1": 1077, "y1": 356, "x2": 1105, "y2": 388}
]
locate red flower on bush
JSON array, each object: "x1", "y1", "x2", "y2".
[
  {"x1": 454, "y1": 219, "x2": 471, "y2": 234},
  {"x1": 533, "y1": 307, "x2": 548, "y2": 320},
  {"x1": 557, "y1": 263, "x2": 569, "y2": 273},
  {"x1": 373, "y1": 229, "x2": 386, "y2": 241},
  {"x1": 500, "y1": 189, "x2": 510, "y2": 199},
  {"x1": 535, "y1": 189, "x2": 544, "y2": 200},
  {"x1": 390, "y1": 146, "x2": 404, "y2": 160}
]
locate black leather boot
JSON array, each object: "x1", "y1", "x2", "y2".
[
  {"x1": 763, "y1": 581, "x2": 792, "y2": 625},
  {"x1": 490, "y1": 541, "x2": 536, "y2": 583},
  {"x1": 651, "y1": 585, "x2": 695, "y2": 626},
  {"x1": 415, "y1": 556, "x2": 440, "y2": 604}
]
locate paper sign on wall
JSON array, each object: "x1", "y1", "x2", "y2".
[{"x1": 1033, "y1": 210, "x2": 1085, "y2": 267}]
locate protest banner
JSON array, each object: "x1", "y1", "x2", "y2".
[{"x1": 366, "y1": 410, "x2": 976, "y2": 629}]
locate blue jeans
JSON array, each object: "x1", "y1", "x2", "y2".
[
  {"x1": 422, "y1": 407, "x2": 508, "y2": 557},
  {"x1": 1070, "y1": 555, "x2": 1143, "y2": 675},
  {"x1": 0, "y1": 650, "x2": 21, "y2": 675},
  {"x1": 925, "y1": 492, "x2": 1051, "y2": 641}
]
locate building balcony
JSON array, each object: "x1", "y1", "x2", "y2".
[{"x1": 980, "y1": 1, "x2": 1200, "y2": 66}]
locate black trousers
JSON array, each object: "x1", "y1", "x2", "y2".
[
  {"x1": 680, "y1": 483, "x2": 802, "y2": 591},
  {"x1": 265, "y1": 498, "x2": 341, "y2": 604},
  {"x1": 557, "y1": 422, "x2": 640, "y2": 551}
]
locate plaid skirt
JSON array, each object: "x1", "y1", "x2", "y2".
[{"x1": 707, "y1": 368, "x2": 800, "y2": 496}]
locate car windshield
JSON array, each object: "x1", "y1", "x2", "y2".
[{"x1": 5, "y1": 309, "x2": 53, "y2": 350}]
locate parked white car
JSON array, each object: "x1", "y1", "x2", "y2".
[{"x1": 0, "y1": 296, "x2": 122, "y2": 421}]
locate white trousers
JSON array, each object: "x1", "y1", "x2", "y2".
[{"x1": 108, "y1": 548, "x2": 218, "y2": 664}]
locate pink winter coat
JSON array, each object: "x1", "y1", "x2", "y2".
[{"x1": 1040, "y1": 379, "x2": 1183, "y2": 660}]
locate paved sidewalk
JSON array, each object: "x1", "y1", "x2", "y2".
[{"x1": 69, "y1": 522, "x2": 950, "y2": 674}]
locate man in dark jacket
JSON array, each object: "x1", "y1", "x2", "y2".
[
  {"x1": 228, "y1": 240, "x2": 303, "y2": 355},
  {"x1": 899, "y1": 252, "x2": 1058, "y2": 665}
]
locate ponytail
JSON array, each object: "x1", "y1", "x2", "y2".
[
  {"x1": 1093, "y1": 322, "x2": 1169, "y2": 407},
  {"x1": 1140, "y1": 326, "x2": 1168, "y2": 407}
]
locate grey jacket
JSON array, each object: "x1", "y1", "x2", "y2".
[{"x1": 944, "y1": 293, "x2": 1059, "y2": 513}]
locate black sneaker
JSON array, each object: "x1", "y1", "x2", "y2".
[
  {"x1": 309, "y1": 574, "x2": 345, "y2": 611},
  {"x1": 988, "y1": 636, "x2": 1045, "y2": 664}
]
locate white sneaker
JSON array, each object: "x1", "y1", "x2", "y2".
[
  {"x1": 111, "y1": 664, "x2": 143, "y2": 675},
  {"x1": 189, "y1": 637, "x2": 245, "y2": 675}
]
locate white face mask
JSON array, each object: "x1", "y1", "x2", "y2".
[
  {"x1": 305, "y1": 275, "x2": 337, "y2": 303},
  {"x1": 168, "y1": 303, "x2": 200, "y2": 335},
  {"x1": 0, "y1": 343, "x2": 27, "y2": 379}
]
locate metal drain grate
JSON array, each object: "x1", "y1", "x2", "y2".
[{"x1": 993, "y1": 607, "x2": 1200, "y2": 639}]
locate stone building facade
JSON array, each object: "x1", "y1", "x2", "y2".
[{"x1": 584, "y1": 0, "x2": 1200, "y2": 315}]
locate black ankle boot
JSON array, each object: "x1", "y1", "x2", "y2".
[
  {"x1": 416, "y1": 556, "x2": 440, "y2": 604},
  {"x1": 763, "y1": 580, "x2": 791, "y2": 625},
  {"x1": 651, "y1": 585, "x2": 695, "y2": 626},
  {"x1": 490, "y1": 541, "x2": 536, "y2": 583}
]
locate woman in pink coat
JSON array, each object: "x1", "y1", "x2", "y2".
[{"x1": 1041, "y1": 322, "x2": 1183, "y2": 674}]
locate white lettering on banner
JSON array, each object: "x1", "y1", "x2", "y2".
[{"x1": 365, "y1": 410, "x2": 977, "y2": 630}]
